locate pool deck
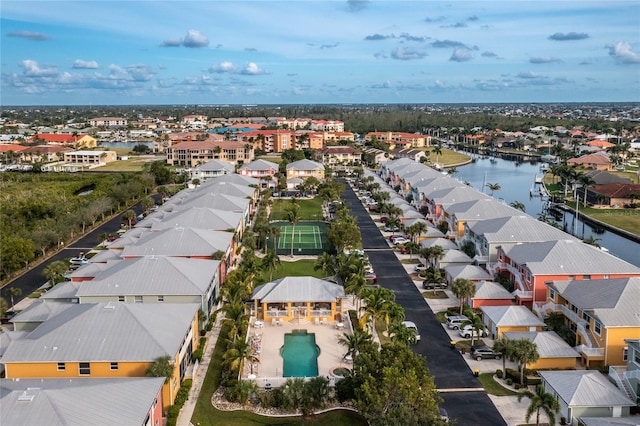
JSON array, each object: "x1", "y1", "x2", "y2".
[{"x1": 245, "y1": 315, "x2": 354, "y2": 388}]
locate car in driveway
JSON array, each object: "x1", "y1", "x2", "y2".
[
  {"x1": 69, "y1": 257, "x2": 88, "y2": 266},
  {"x1": 445, "y1": 315, "x2": 469, "y2": 330},
  {"x1": 471, "y1": 345, "x2": 502, "y2": 361},
  {"x1": 392, "y1": 237, "x2": 410, "y2": 245},
  {"x1": 422, "y1": 281, "x2": 447, "y2": 290},
  {"x1": 414, "y1": 263, "x2": 428, "y2": 272},
  {"x1": 458, "y1": 324, "x2": 488, "y2": 339},
  {"x1": 384, "y1": 225, "x2": 400, "y2": 232},
  {"x1": 401, "y1": 320, "x2": 421, "y2": 341}
]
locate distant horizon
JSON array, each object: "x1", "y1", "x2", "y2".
[{"x1": 2, "y1": 1, "x2": 639, "y2": 106}]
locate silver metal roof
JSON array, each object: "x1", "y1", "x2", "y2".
[
  {"x1": 468, "y1": 215, "x2": 573, "y2": 244},
  {"x1": 445, "y1": 264, "x2": 493, "y2": 281},
  {"x1": 251, "y1": 276, "x2": 345, "y2": 303},
  {"x1": 503, "y1": 331, "x2": 579, "y2": 358},
  {"x1": 239, "y1": 159, "x2": 279, "y2": 171},
  {"x1": 481, "y1": 305, "x2": 545, "y2": 327},
  {"x1": 2, "y1": 303, "x2": 199, "y2": 363},
  {"x1": 285, "y1": 159, "x2": 324, "y2": 171},
  {"x1": 120, "y1": 227, "x2": 233, "y2": 257},
  {"x1": 1, "y1": 377, "x2": 165, "y2": 426},
  {"x1": 473, "y1": 281, "x2": 514, "y2": 300},
  {"x1": 539, "y1": 370, "x2": 635, "y2": 407}
]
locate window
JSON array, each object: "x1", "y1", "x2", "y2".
[
  {"x1": 568, "y1": 275, "x2": 575, "y2": 280},
  {"x1": 57, "y1": 362, "x2": 65, "y2": 371},
  {"x1": 634, "y1": 349, "x2": 640, "y2": 365},
  {"x1": 594, "y1": 321, "x2": 602, "y2": 335},
  {"x1": 549, "y1": 289, "x2": 555, "y2": 300},
  {"x1": 623, "y1": 347, "x2": 628, "y2": 361},
  {"x1": 134, "y1": 295, "x2": 143, "y2": 303},
  {"x1": 157, "y1": 295, "x2": 164, "y2": 302},
  {"x1": 583, "y1": 275, "x2": 591, "y2": 280},
  {"x1": 118, "y1": 295, "x2": 125, "y2": 302},
  {"x1": 110, "y1": 362, "x2": 118, "y2": 371},
  {"x1": 79, "y1": 362, "x2": 90, "y2": 375}
]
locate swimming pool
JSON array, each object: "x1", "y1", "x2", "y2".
[{"x1": 281, "y1": 330, "x2": 319, "y2": 377}]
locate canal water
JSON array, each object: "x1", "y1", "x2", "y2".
[{"x1": 450, "y1": 153, "x2": 640, "y2": 266}]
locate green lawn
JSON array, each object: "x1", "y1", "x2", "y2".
[
  {"x1": 477, "y1": 373, "x2": 518, "y2": 396},
  {"x1": 421, "y1": 290, "x2": 449, "y2": 299},
  {"x1": 270, "y1": 259, "x2": 326, "y2": 280},
  {"x1": 270, "y1": 197, "x2": 324, "y2": 221}
]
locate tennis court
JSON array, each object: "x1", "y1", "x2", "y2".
[{"x1": 273, "y1": 221, "x2": 331, "y2": 256}]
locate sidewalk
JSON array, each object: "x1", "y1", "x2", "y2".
[{"x1": 176, "y1": 313, "x2": 224, "y2": 426}]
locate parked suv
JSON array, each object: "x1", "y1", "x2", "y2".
[
  {"x1": 471, "y1": 345, "x2": 501, "y2": 361},
  {"x1": 422, "y1": 281, "x2": 447, "y2": 290},
  {"x1": 401, "y1": 320, "x2": 421, "y2": 342},
  {"x1": 458, "y1": 324, "x2": 488, "y2": 339},
  {"x1": 445, "y1": 315, "x2": 469, "y2": 330}
]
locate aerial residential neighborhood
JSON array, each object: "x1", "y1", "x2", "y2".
[{"x1": 1, "y1": 104, "x2": 640, "y2": 426}]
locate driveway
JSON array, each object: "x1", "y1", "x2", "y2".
[{"x1": 340, "y1": 180, "x2": 506, "y2": 426}]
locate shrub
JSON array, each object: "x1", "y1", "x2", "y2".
[
  {"x1": 505, "y1": 368, "x2": 523, "y2": 384},
  {"x1": 495, "y1": 369, "x2": 503, "y2": 379},
  {"x1": 192, "y1": 348, "x2": 203, "y2": 362},
  {"x1": 514, "y1": 383, "x2": 521, "y2": 390},
  {"x1": 506, "y1": 378, "x2": 513, "y2": 386}
]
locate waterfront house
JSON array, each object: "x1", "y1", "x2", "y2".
[
  {"x1": 539, "y1": 370, "x2": 635, "y2": 425},
  {"x1": 442, "y1": 198, "x2": 522, "y2": 242},
  {"x1": 567, "y1": 151, "x2": 613, "y2": 171},
  {"x1": 480, "y1": 305, "x2": 545, "y2": 339},
  {"x1": 463, "y1": 215, "x2": 574, "y2": 266},
  {"x1": 494, "y1": 239, "x2": 640, "y2": 305},
  {"x1": 1, "y1": 302, "x2": 200, "y2": 410},
  {"x1": 1, "y1": 377, "x2": 165, "y2": 426},
  {"x1": 587, "y1": 183, "x2": 640, "y2": 208},
  {"x1": 534, "y1": 277, "x2": 640, "y2": 367},
  {"x1": 424, "y1": 186, "x2": 491, "y2": 226},
  {"x1": 502, "y1": 331, "x2": 579, "y2": 369},
  {"x1": 251, "y1": 276, "x2": 345, "y2": 324}
]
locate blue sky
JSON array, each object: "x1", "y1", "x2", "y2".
[{"x1": 2, "y1": 1, "x2": 639, "y2": 106}]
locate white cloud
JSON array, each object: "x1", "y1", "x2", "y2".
[
  {"x1": 7, "y1": 30, "x2": 50, "y2": 41},
  {"x1": 73, "y1": 59, "x2": 99, "y2": 69},
  {"x1": 241, "y1": 62, "x2": 268, "y2": 75},
  {"x1": 182, "y1": 29, "x2": 209, "y2": 48},
  {"x1": 606, "y1": 41, "x2": 640, "y2": 64},
  {"x1": 449, "y1": 49, "x2": 472, "y2": 62},
  {"x1": 209, "y1": 61, "x2": 238, "y2": 73},
  {"x1": 19, "y1": 59, "x2": 58, "y2": 77},
  {"x1": 390, "y1": 47, "x2": 427, "y2": 60}
]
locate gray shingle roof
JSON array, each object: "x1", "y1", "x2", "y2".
[
  {"x1": 251, "y1": 276, "x2": 345, "y2": 303},
  {"x1": 2, "y1": 303, "x2": 199, "y2": 362},
  {"x1": 0, "y1": 377, "x2": 165, "y2": 426},
  {"x1": 539, "y1": 370, "x2": 635, "y2": 407},
  {"x1": 502, "y1": 239, "x2": 640, "y2": 275},
  {"x1": 481, "y1": 305, "x2": 545, "y2": 327},
  {"x1": 503, "y1": 331, "x2": 579, "y2": 358}
]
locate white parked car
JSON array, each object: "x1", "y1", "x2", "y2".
[
  {"x1": 70, "y1": 257, "x2": 88, "y2": 266},
  {"x1": 458, "y1": 324, "x2": 488, "y2": 339},
  {"x1": 401, "y1": 320, "x2": 421, "y2": 341},
  {"x1": 414, "y1": 263, "x2": 428, "y2": 272},
  {"x1": 392, "y1": 237, "x2": 410, "y2": 245}
]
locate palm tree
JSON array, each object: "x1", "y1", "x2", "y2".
[
  {"x1": 262, "y1": 249, "x2": 281, "y2": 281},
  {"x1": 42, "y1": 260, "x2": 68, "y2": 286},
  {"x1": 451, "y1": 278, "x2": 476, "y2": 315},
  {"x1": 344, "y1": 274, "x2": 368, "y2": 314},
  {"x1": 432, "y1": 145, "x2": 443, "y2": 166},
  {"x1": 145, "y1": 355, "x2": 174, "y2": 383},
  {"x1": 512, "y1": 338, "x2": 540, "y2": 385},
  {"x1": 509, "y1": 201, "x2": 526, "y2": 212},
  {"x1": 122, "y1": 209, "x2": 136, "y2": 228},
  {"x1": 577, "y1": 173, "x2": 596, "y2": 206},
  {"x1": 314, "y1": 252, "x2": 337, "y2": 279},
  {"x1": 422, "y1": 245, "x2": 445, "y2": 268},
  {"x1": 338, "y1": 329, "x2": 373, "y2": 360},
  {"x1": 5, "y1": 287, "x2": 21, "y2": 311},
  {"x1": 492, "y1": 336, "x2": 514, "y2": 377},
  {"x1": 268, "y1": 226, "x2": 281, "y2": 251},
  {"x1": 462, "y1": 308, "x2": 485, "y2": 347},
  {"x1": 223, "y1": 337, "x2": 260, "y2": 375},
  {"x1": 285, "y1": 200, "x2": 301, "y2": 257},
  {"x1": 359, "y1": 285, "x2": 397, "y2": 331},
  {"x1": 389, "y1": 321, "x2": 418, "y2": 346},
  {"x1": 486, "y1": 182, "x2": 501, "y2": 196},
  {"x1": 517, "y1": 385, "x2": 560, "y2": 426}
]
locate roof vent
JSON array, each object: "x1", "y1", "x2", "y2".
[
  {"x1": 104, "y1": 303, "x2": 115, "y2": 310},
  {"x1": 18, "y1": 392, "x2": 35, "y2": 402}
]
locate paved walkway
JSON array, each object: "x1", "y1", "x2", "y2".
[{"x1": 176, "y1": 314, "x2": 224, "y2": 426}]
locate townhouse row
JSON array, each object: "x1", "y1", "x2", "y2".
[{"x1": 0, "y1": 172, "x2": 262, "y2": 424}]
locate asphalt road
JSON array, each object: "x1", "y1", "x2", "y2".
[
  {"x1": 340, "y1": 180, "x2": 506, "y2": 426},
  {"x1": 1, "y1": 195, "x2": 161, "y2": 308}
]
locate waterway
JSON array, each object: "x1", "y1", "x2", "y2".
[{"x1": 451, "y1": 153, "x2": 640, "y2": 266}]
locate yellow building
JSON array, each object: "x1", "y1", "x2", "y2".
[
  {"x1": 250, "y1": 276, "x2": 346, "y2": 324},
  {"x1": 481, "y1": 305, "x2": 546, "y2": 339},
  {"x1": 2, "y1": 302, "x2": 200, "y2": 410},
  {"x1": 535, "y1": 278, "x2": 640, "y2": 367},
  {"x1": 503, "y1": 331, "x2": 579, "y2": 370},
  {"x1": 285, "y1": 159, "x2": 325, "y2": 180}
]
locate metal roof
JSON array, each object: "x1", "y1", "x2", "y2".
[
  {"x1": 239, "y1": 158, "x2": 279, "y2": 171},
  {"x1": 481, "y1": 305, "x2": 545, "y2": 327},
  {"x1": 473, "y1": 281, "x2": 514, "y2": 300},
  {"x1": 251, "y1": 276, "x2": 345, "y2": 303},
  {"x1": 76, "y1": 256, "x2": 219, "y2": 297},
  {"x1": 120, "y1": 227, "x2": 233, "y2": 257},
  {"x1": 539, "y1": 370, "x2": 635, "y2": 407},
  {"x1": 503, "y1": 239, "x2": 640, "y2": 275},
  {"x1": 285, "y1": 159, "x2": 324, "y2": 171},
  {"x1": 0, "y1": 377, "x2": 165, "y2": 426},
  {"x1": 468, "y1": 215, "x2": 573, "y2": 244},
  {"x1": 2, "y1": 303, "x2": 199, "y2": 363},
  {"x1": 548, "y1": 277, "x2": 640, "y2": 327},
  {"x1": 503, "y1": 331, "x2": 579, "y2": 358},
  {"x1": 445, "y1": 264, "x2": 493, "y2": 281},
  {"x1": 145, "y1": 207, "x2": 242, "y2": 232},
  {"x1": 194, "y1": 159, "x2": 235, "y2": 172}
]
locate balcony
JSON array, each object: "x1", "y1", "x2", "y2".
[
  {"x1": 511, "y1": 289, "x2": 532, "y2": 300},
  {"x1": 575, "y1": 344, "x2": 604, "y2": 359},
  {"x1": 543, "y1": 303, "x2": 601, "y2": 351}
]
